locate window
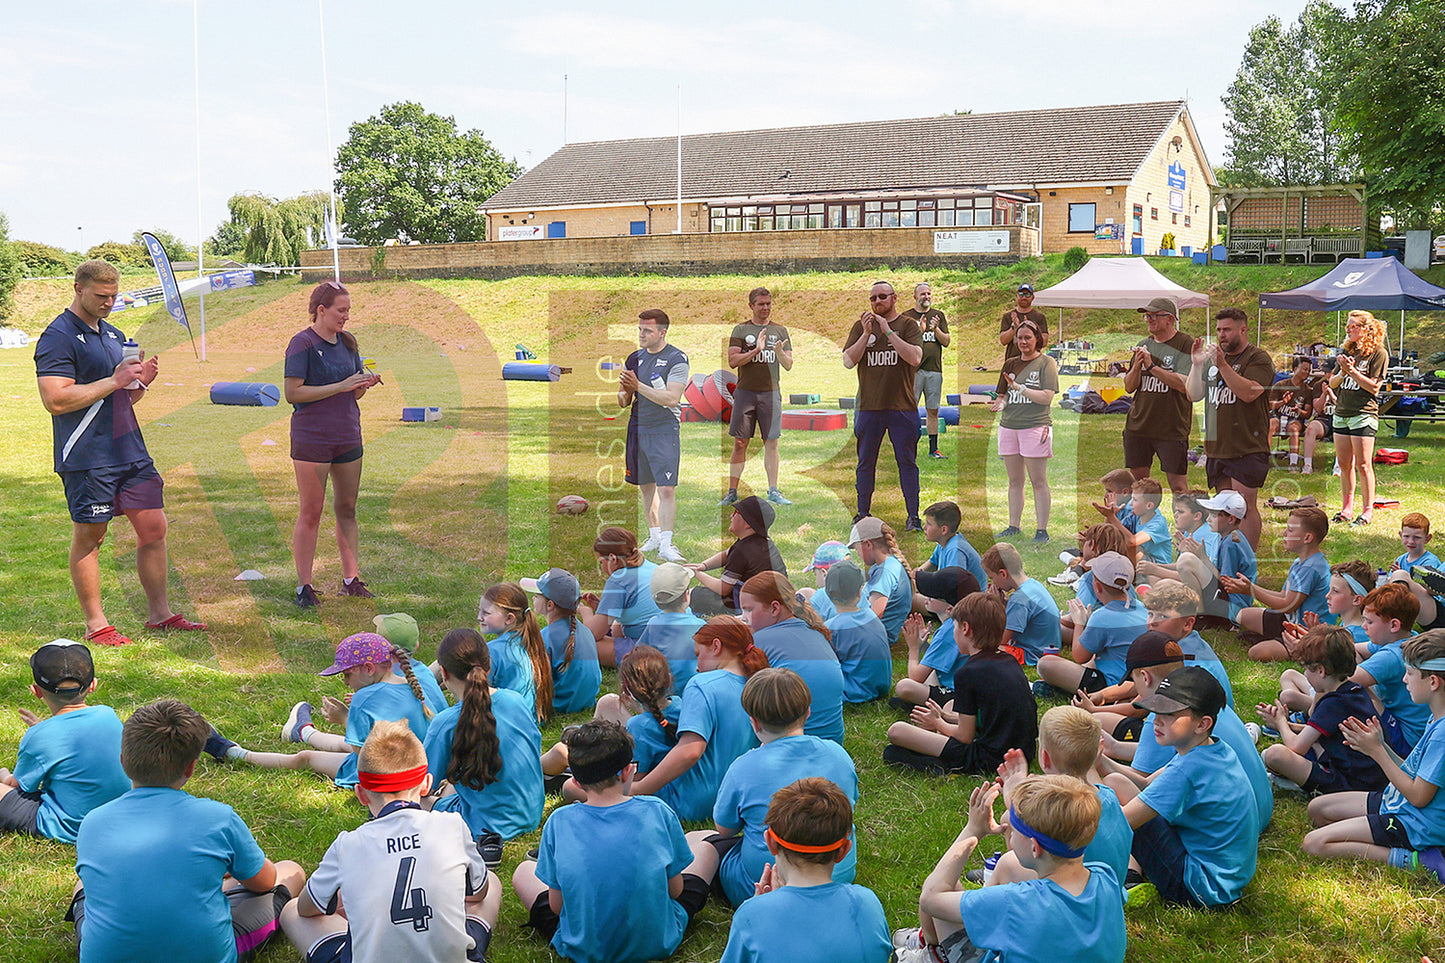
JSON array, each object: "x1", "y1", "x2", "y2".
[
  {"x1": 1132, "y1": 204, "x2": 1143, "y2": 235},
  {"x1": 1184, "y1": 215, "x2": 1191, "y2": 228},
  {"x1": 1151, "y1": 207, "x2": 1159, "y2": 221},
  {"x1": 1067, "y1": 203, "x2": 1096, "y2": 233},
  {"x1": 1171, "y1": 213, "x2": 1178, "y2": 224}
]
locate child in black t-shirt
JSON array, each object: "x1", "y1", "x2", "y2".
[
  {"x1": 688, "y1": 496, "x2": 786, "y2": 614},
  {"x1": 884, "y1": 592, "x2": 1038, "y2": 775},
  {"x1": 1256, "y1": 625, "x2": 1387, "y2": 794}
]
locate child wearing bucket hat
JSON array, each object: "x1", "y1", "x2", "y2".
[{"x1": 688, "y1": 495, "x2": 787, "y2": 615}]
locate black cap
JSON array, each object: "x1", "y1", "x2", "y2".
[
  {"x1": 1133, "y1": 666, "x2": 1225, "y2": 720},
  {"x1": 1124, "y1": 631, "x2": 1184, "y2": 675},
  {"x1": 915, "y1": 567, "x2": 981, "y2": 606},
  {"x1": 734, "y1": 495, "x2": 774, "y2": 536},
  {"x1": 31, "y1": 640, "x2": 95, "y2": 695}
]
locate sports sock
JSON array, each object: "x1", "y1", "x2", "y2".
[
  {"x1": 343, "y1": 576, "x2": 359, "y2": 586},
  {"x1": 226, "y1": 745, "x2": 249, "y2": 761},
  {"x1": 929, "y1": 434, "x2": 938, "y2": 453},
  {"x1": 1304, "y1": 457, "x2": 1313, "y2": 471},
  {"x1": 1289, "y1": 453, "x2": 1299, "y2": 466},
  {"x1": 649, "y1": 526, "x2": 661, "y2": 538},
  {"x1": 661, "y1": 530, "x2": 674, "y2": 548},
  {"x1": 299, "y1": 724, "x2": 320, "y2": 745},
  {"x1": 1388, "y1": 847, "x2": 1413, "y2": 869}
]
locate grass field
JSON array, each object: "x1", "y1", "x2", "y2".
[{"x1": 3, "y1": 258, "x2": 1445, "y2": 962}]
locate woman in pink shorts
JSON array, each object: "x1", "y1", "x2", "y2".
[{"x1": 991, "y1": 320, "x2": 1058, "y2": 543}]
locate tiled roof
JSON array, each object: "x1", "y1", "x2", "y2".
[{"x1": 483, "y1": 101, "x2": 1189, "y2": 210}]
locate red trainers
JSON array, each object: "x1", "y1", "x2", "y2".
[
  {"x1": 145, "y1": 614, "x2": 208, "y2": 631},
  {"x1": 85, "y1": 625, "x2": 131, "y2": 646}
]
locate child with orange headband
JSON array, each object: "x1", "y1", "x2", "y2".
[{"x1": 279, "y1": 720, "x2": 501, "y2": 962}]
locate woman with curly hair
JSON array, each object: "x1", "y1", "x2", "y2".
[{"x1": 1330, "y1": 310, "x2": 1389, "y2": 525}]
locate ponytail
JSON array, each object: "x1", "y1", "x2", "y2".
[
  {"x1": 877, "y1": 525, "x2": 916, "y2": 597},
  {"x1": 519, "y1": 609, "x2": 554, "y2": 723},
  {"x1": 436, "y1": 629, "x2": 503, "y2": 791},
  {"x1": 740, "y1": 571, "x2": 832, "y2": 643},
  {"x1": 619, "y1": 645, "x2": 677, "y2": 746},
  {"x1": 394, "y1": 646, "x2": 435, "y2": 720},
  {"x1": 695, "y1": 615, "x2": 771, "y2": 678}
]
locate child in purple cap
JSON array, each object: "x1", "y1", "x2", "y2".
[{"x1": 209, "y1": 632, "x2": 433, "y2": 791}]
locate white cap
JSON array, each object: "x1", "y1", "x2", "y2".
[{"x1": 1198, "y1": 490, "x2": 1247, "y2": 520}]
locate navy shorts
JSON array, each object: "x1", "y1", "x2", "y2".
[
  {"x1": 1122, "y1": 430, "x2": 1189, "y2": 477},
  {"x1": 0, "y1": 787, "x2": 42, "y2": 835},
  {"x1": 728, "y1": 388, "x2": 781, "y2": 440},
  {"x1": 306, "y1": 918, "x2": 491, "y2": 963},
  {"x1": 626, "y1": 424, "x2": 680, "y2": 488},
  {"x1": 1366, "y1": 791, "x2": 1417, "y2": 848},
  {"x1": 1207, "y1": 451, "x2": 1271, "y2": 491},
  {"x1": 60, "y1": 458, "x2": 164, "y2": 523}
]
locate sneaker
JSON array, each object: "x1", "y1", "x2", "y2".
[
  {"x1": 892, "y1": 927, "x2": 925, "y2": 951},
  {"x1": 996, "y1": 525, "x2": 1021, "y2": 537},
  {"x1": 475, "y1": 831, "x2": 505, "y2": 871},
  {"x1": 294, "y1": 584, "x2": 320, "y2": 608},
  {"x1": 1058, "y1": 549, "x2": 1081, "y2": 563},
  {"x1": 930, "y1": 450, "x2": 947, "y2": 459},
  {"x1": 658, "y1": 543, "x2": 687, "y2": 563},
  {"x1": 282, "y1": 702, "x2": 314, "y2": 743},
  {"x1": 640, "y1": 531, "x2": 662, "y2": 552},
  {"x1": 525, "y1": 846, "x2": 540, "y2": 861},
  {"x1": 1268, "y1": 772, "x2": 1304, "y2": 793},
  {"x1": 1244, "y1": 722, "x2": 1262, "y2": 745},
  {"x1": 853, "y1": 511, "x2": 868, "y2": 524},
  {"x1": 1032, "y1": 530, "x2": 1050, "y2": 544},
  {"x1": 887, "y1": 696, "x2": 916, "y2": 713},
  {"x1": 203, "y1": 726, "x2": 237, "y2": 761},
  {"x1": 1125, "y1": 881, "x2": 1159, "y2": 908},
  {"x1": 766, "y1": 487, "x2": 792, "y2": 505},
  {"x1": 339, "y1": 577, "x2": 374, "y2": 598},
  {"x1": 906, "y1": 517, "x2": 924, "y2": 532},
  {"x1": 1031, "y1": 680, "x2": 1063, "y2": 701},
  {"x1": 963, "y1": 868, "x2": 986, "y2": 885},
  {"x1": 893, "y1": 946, "x2": 937, "y2": 963},
  {"x1": 1415, "y1": 847, "x2": 1445, "y2": 884},
  {"x1": 1047, "y1": 569, "x2": 1080, "y2": 586},
  {"x1": 1260, "y1": 723, "x2": 1281, "y2": 739},
  {"x1": 543, "y1": 770, "x2": 571, "y2": 795},
  {"x1": 719, "y1": 489, "x2": 739, "y2": 507}
]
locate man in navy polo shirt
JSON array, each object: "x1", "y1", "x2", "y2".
[
  {"x1": 33, "y1": 260, "x2": 205, "y2": 646},
  {"x1": 619, "y1": 308, "x2": 690, "y2": 563}
]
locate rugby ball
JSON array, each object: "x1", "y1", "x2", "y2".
[{"x1": 556, "y1": 495, "x2": 589, "y2": 516}]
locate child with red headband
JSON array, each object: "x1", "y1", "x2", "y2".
[
  {"x1": 915, "y1": 774, "x2": 1125, "y2": 963},
  {"x1": 280, "y1": 720, "x2": 500, "y2": 963},
  {"x1": 511, "y1": 721, "x2": 718, "y2": 963},
  {"x1": 719, "y1": 776, "x2": 889, "y2": 963}
]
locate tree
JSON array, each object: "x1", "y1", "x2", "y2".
[
  {"x1": 11, "y1": 240, "x2": 78, "y2": 277},
  {"x1": 85, "y1": 241, "x2": 147, "y2": 267},
  {"x1": 132, "y1": 228, "x2": 196, "y2": 264},
  {"x1": 0, "y1": 213, "x2": 22, "y2": 323},
  {"x1": 334, "y1": 101, "x2": 522, "y2": 245},
  {"x1": 1220, "y1": 2, "x2": 1346, "y2": 186},
  {"x1": 226, "y1": 192, "x2": 333, "y2": 265},
  {"x1": 1323, "y1": 0, "x2": 1445, "y2": 229},
  {"x1": 206, "y1": 219, "x2": 247, "y2": 260}
]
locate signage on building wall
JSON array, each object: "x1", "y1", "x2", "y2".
[
  {"x1": 934, "y1": 230, "x2": 1009, "y2": 254},
  {"x1": 1094, "y1": 223, "x2": 1122, "y2": 240},
  {"x1": 1168, "y1": 161, "x2": 1186, "y2": 212},
  {"x1": 498, "y1": 225, "x2": 545, "y2": 240}
]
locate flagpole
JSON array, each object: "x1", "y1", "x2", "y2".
[
  {"x1": 193, "y1": 0, "x2": 206, "y2": 361},
  {"x1": 675, "y1": 85, "x2": 682, "y2": 234},
  {"x1": 318, "y1": 0, "x2": 340, "y2": 280}
]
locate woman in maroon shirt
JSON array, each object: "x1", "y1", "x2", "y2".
[{"x1": 284, "y1": 281, "x2": 380, "y2": 607}]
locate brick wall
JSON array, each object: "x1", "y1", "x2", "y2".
[
  {"x1": 1038, "y1": 186, "x2": 1131, "y2": 255},
  {"x1": 488, "y1": 203, "x2": 707, "y2": 238},
  {"x1": 1124, "y1": 117, "x2": 1214, "y2": 254},
  {"x1": 300, "y1": 225, "x2": 1037, "y2": 281}
]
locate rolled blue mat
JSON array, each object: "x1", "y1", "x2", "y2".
[
  {"x1": 209, "y1": 382, "x2": 280, "y2": 406},
  {"x1": 946, "y1": 393, "x2": 961, "y2": 405},
  {"x1": 502, "y1": 362, "x2": 562, "y2": 382},
  {"x1": 940, "y1": 406, "x2": 961, "y2": 426}
]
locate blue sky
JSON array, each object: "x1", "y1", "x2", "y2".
[{"x1": 1, "y1": 0, "x2": 1315, "y2": 250}]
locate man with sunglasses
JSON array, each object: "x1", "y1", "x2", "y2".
[
  {"x1": 843, "y1": 280, "x2": 924, "y2": 530},
  {"x1": 1123, "y1": 297, "x2": 1195, "y2": 494}
]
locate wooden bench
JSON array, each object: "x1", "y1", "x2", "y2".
[
  {"x1": 1284, "y1": 238, "x2": 1313, "y2": 262},
  {"x1": 1226, "y1": 238, "x2": 1265, "y2": 263},
  {"x1": 1309, "y1": 237, "x2": 1363, "y2": 263}
]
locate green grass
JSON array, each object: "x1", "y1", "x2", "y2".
[{"x1": 3, "y1": 263, "x2": 1445, "y2": 962}]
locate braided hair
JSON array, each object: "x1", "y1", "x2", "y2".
[
  {"x1": 435, "y1": 628, "x2": 504, "y2": 791},
  {"x1": 873, "y1": 522, "x2": 916, "y2": 596},
  {"x1": 392, "y1": 646, "x2": 435, "y2": 719},
  {"x1": 619, "y1": 645, "x2": 677, "y2": 746}
]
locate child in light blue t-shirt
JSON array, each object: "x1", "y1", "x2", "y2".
[
  {"x1": 821, "y1": 560, "x2": 891, "y2": 703},
  {"x1": 1394, "y1": 513, "x2": 1441, "y2": 575},
  {"x1": 917, "y1": 501, "x2": 988, "y2": 593},
  {"x1": 1121, "y1": 479, "x2": 1172, "y2": 565},
  {"x1": 983, "y1": 542, "x2": 1061, "y2": 664},
  {"x1": 1223, "y1": 507, "x2": 1331, "y2": 663},
  {"x1": 522, "y1": 569, "x2": 602, "y2": 716},
  {"x1": 0, "y1": 640, "x2": 128, "y2": 844},
  {"x1": 915, "y1": 774, "x2": 1125, "y2": 963},
  {"x1": 895, "y1": 566, "x2": 981, "y2": 709},
  {"x1": 711, "y1": 669, "x2": 859, "y2": 907},
  {"x1": 850, "y1": 517, "x2": 914, "y2": 641},
  {"x1": 1039, "y1": 552, "x2": 1145, "y2": 695},
  {"x1": 719, "y1": 777, "x2": 889, "y2": 963},
  {"x1": 636, "y1": 563, "x2": 705, "y2": 695}
]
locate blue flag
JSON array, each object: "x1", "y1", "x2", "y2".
[{"x1": 140, "y1": 232, "x2": 191, "y2": 332}]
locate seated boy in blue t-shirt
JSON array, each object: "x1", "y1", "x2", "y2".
[
  {"x1": 1221, "y1": 507, "x2": 1331, "y2": 661},
  {"x1": 1097, "y1": 478, "x2": 1170, "y2": 566},
  {"x1": 914, "y1": 500, "x2": 987, "y2": 594},
  {"x1": 636, "y1": 563, "x2": 704, "y2": 695},
  {"x1": 1386, "y1": 512, "x2": 1445, "y2": 633},
  {"x1": 511, "y1": 721, "x2": 717, "y2": 963},
  {"x1": 0, "y1": 640, "x2": 128, "y2": 844},
  {"x1": 1302, "y1": 630, "x2": 1445, "y2": 883},
  {"x1": 913, "y1": 774, "x2": 1125, "y2": 963},
  {"x1": 983, "y1": 542, "x2": 1061, "y2": 664},
  {"x1": 821, "y1": 561, "x2": 892, "y2": 703},
  {"x1": 1257, "y1": 625, "x2": 1387, "y2": 795},
  {"x1": 1394, "y1": 513, "x2": 1441, "y2": 575},
  {"x1": 1119, "y1": 667, "x2": 1260, "y2": 907},
  {"x1": 72, "y1": 699, "x2": 305, "y2": 963},
  {"x1": 895, "y1": 567, "x2": 981, "y2": 710},
  {"x1": 720, "y1": 777, "x2": 890, "y2": 963},
  {"x1": 1039, "y1": 552, "x2": 1146, "y2": 697}
]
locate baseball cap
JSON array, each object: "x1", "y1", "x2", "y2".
[
  {"x1": 1198, "y1": 490, "x2": 1247, "y2": 520},
  {"x1": 1137, "y1": 296, "x2": 1179, "y2": 317},
  {"x1": 320, "y1": 632, "x2": 394, "y2": 676},
  {"x1": 1088, "y1": 551, "x2": 1134, "y2": 592},
  {"x1": 372, "y1": 613, "x2": 419, "y2": 653},
  {"x1": 824, "y1": 559, "x2": 866, "y2": 603},
  {"x1": 1017, "y1": 283, "x2": 1034, "y2": 294},
  {"x1": 1134, "y1": 665, "x2": 1225, "y2": 719},
  {"x1": 804, "y1": 540, "x2": 850, "y2": 573},
  {"x1": 1124, "y1": 631, "x2": 1185, "y2": 675},
  {"x1": 651, "y1": 562, "x2": 692, "y2": 605},
  {"x1": 848, "y1": 516, "x2": 886, "y2": 547},
  {"x1": 915, "y1": 566, "x2": 982, "y2": 606},
  {"x1": 520, "y1": 568, "x2": 581, "y2": 610},
  {"x1": 734, "y1": 495, "x2": 775, "y2": 536},
  {"x1": 31, "y1": 640, "x2": 95, "y2": 694}
]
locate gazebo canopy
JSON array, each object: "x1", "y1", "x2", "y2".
[
  {"x1": 1032, "y1": 257, "x2": 1210, "y2": 310},
  {"x1": 1258, "y1": 257, "x2": 1445, "y2": 312}
]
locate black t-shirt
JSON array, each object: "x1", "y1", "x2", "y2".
[
  {"x1": 952, "y1": 651, "x2": 1038, "y2": 763},
  {"x1": 722, "y1": 533, "x2": 788, "y2": 587},
  {"x1": 1307, "y1": 681, "x2": 1388, "y2": 789}
]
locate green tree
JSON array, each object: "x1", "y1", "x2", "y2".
[
  {"x1": 0, "y1": 213, "x2": 22, "y2": 323},
  {"x1": 132, "y1": 228, "x2": 196, "y2": 263},
  {"x1": 1220, "y1": 2, "x2": 1346, "y2": 186},
  {"x1": 1323, "y1": 0, "x2": 1445, "y2": 229},
  {"x1": 335, "y1": 101, "x2": 522, "y2": 245},
  {"x1": 85, "y1": 241, "x2": 148, "y2": 267},
  {"x1": 226, "y1": 192, "x2": 333, "y2": 265},
  {"x1": 11, "y1": 240, "x2": 77, "y2": 278},
  {"x1": 206, "y1": 218, "x2": 249, "y2": 260}
]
